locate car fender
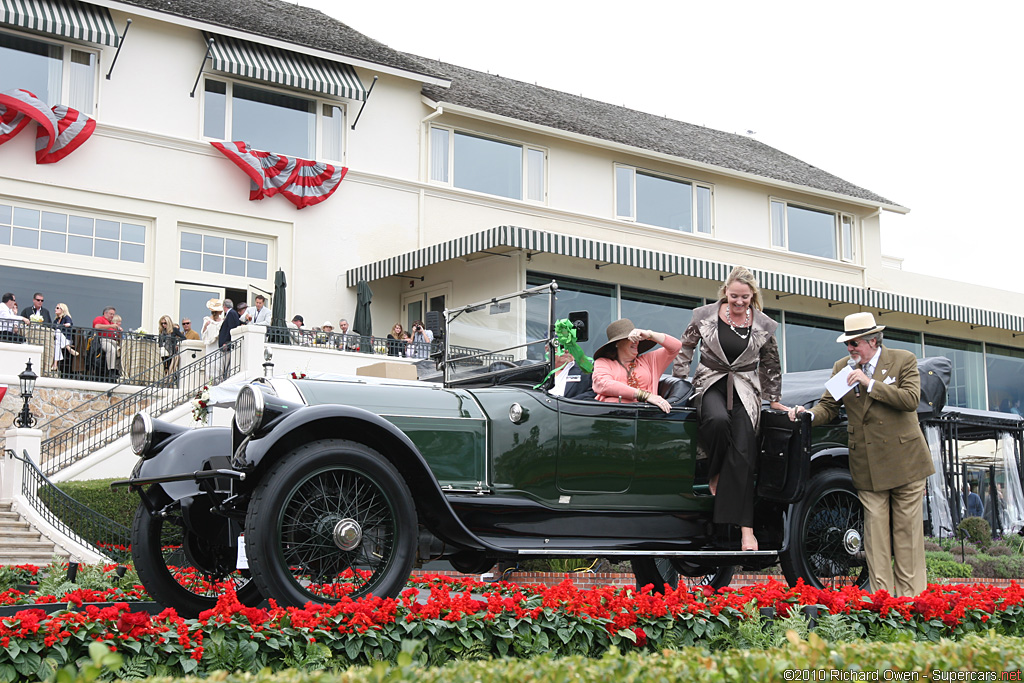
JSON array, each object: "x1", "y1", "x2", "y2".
[
  {"x1": 238, "y1": 404, "x2": 503, "y2": 553},
  {"x1": 131, "y1": 427, "x2": 232, "y2": 502}
]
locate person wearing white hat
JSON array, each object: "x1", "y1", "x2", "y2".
[{"x1": 790, "y1": 311, "x2": 934, "y2": 597}]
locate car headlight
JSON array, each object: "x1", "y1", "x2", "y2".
[
  {"x1": 235, "y1": 384, "x2": 265, "y2": 436},
  {"x1": 130, "y1": 412, "x2": 153, "y2": 456}
]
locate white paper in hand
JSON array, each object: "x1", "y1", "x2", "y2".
[{"x1": 825, "y1": 364, "x2": 856, "y2": 401}]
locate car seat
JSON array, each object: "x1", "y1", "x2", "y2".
[{"x1": 657, "y1": 375, "x2": 694, "y2": 406}]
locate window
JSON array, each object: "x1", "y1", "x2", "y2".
[
  {"x1": 782, "y1": 313, "x2": 845, "y2": 373},
  {"x1": 179, "y1": 231, "x2": 269, "y2": 280},
  {"x1": 986, "y1": 345, "x2": 1024, "y2": 415},
  {"x1": 524, "y1": 273, "x2": 702, "y2": 362},
  {"x1": 0, "y1": 30, "x2": 96, "y2": 113},
  {"x1": 0, "y1": 201, "x2": 145, "y2": 262},
  {"x1": 203, "y1": 78, "x2": 344, "y2": 160},
  {"x1": 430, "y1": 127, "x2": 545, "y2": 202},
  {"x1": 925, "y1": 335, "x2": 986, "y2": 410},
  {"x1": 771, "y1": 199, "x2": 855, "y2": 261},
  {"x1": 616, "y1": 166, "x2": 713, "y2": 234}
]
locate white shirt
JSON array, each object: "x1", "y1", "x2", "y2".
[
  {"x1": 248, "y1": 306, "x2": 271, "y2": 327},
  {"x1": 0, "y1": 304, "x2": 22, "y2": 332},
  {"x1": 551, "y1": 361, "x2": 578, "y2": 396}
]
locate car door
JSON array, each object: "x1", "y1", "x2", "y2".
[{"x1": 556, "y1": 399, "x2": 636, "y2": 495}]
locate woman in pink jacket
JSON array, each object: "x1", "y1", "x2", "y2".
[{"x1": 592, "y1": 318, "x2": 681, "y2": 414}]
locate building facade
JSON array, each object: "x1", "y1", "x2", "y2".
[{"x1": 1, "y1": 0, "x2": 1022, "y2": 413}]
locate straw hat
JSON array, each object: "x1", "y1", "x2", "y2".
[
  {"x1": 593, "y1": 318, "x2": 655, "y2": 360},
  {"x1": 836, "y1": 312, "x2": 885, "y2": 343},
  {"x1": 321, "y1": 321, "x2": 334, "y2": 329},
  {"x1": 206, "y1": 298, "x2": 223, "y2": 312}
]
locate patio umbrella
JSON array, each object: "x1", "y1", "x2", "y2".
[
  {"x1": 269, "y1": 268, "x2": 288, "y2": 344},
  {"x1": 352, "y1": 280, "x2": 373, "y2": 343}
]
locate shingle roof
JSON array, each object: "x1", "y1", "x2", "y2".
[
  {"x1": 112, "y1": 0, "x2": 443, "y2": 81},
  {"x1": 417, "y1": 59, "x2": 898, "y2": 207}
]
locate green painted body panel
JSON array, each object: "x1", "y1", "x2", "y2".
[{"x1": 295, "y1": 379, "x2": 486, "y2": 488}]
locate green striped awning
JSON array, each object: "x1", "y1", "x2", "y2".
[
  {"x1": 0, "y1": 0, "x2": 119, "y2": 46},
  {"x1": 205, "y1": 33, "x2": 366, "y2": 100},
  {"x1": 345, "y1": 225, "x2": 1024, "y2": 333}
]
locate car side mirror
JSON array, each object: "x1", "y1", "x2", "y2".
[{"x1": 568, "y1": 311, "x2": 588, "y2": 342}]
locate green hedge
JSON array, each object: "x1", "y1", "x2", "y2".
[
  {"x1": 40, "y1": 479, "x2": 137, "y2": 532},
  {"x1": 94, "y1": 634, "x2": 1024, "y2": 683}
]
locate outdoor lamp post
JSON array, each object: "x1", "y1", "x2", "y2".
[{"x1": 15, "y1": 359, "x2": 37, "y2": 428}]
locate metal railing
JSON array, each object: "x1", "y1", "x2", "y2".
[
  {"x1": 8, "y1": 449, "x2": 131, "y2": 563},
  {"x1": 267, "y1": 326, "x2": 438, "y2": 359},
  {"x1": 17, "y1": 322, "x2": 184, "y2": 386},
  {"x1": 264, "y1": 327, "x2": 514, "y2": 366},
  {"x1": 39, "y1": 338, "x2": 242, "y2": 476}
]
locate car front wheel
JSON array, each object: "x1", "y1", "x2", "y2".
[
  {"x1": 631, "y1": 557, "x2": 735, "y2": 593},
  {"x1": 131, "y1": 492, "x2": 262, "y2": 618},
  {"x1": 245, "y1": 439, "x2": 417, "y2": 607},
  {"x1": 781, "y1": 467, "x2": 870, "y2": 590}
]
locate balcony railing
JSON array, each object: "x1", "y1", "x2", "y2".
[
  {"x1": 264, "y1": 327, "x2": 513, "y2": 366},
  {"x1": 13, "y1": 321, "x2": 185, "y2": 386}
]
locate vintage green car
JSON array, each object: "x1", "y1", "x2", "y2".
[{"x1": 120, "y1": 283, "x2": 880, "y2": 614}]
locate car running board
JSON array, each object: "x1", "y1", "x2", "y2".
[{"x1": 515, "y1": 549, "x2": 777, "y2": 557}]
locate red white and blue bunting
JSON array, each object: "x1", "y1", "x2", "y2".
[
  {"x1": 0, "y1": 88, "x2": 96, "y2": 163},
  {"x1": 210, "y1": 141, "x2": 347, "y2": 210}
]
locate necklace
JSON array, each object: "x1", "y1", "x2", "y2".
[
  {"x1": 726, "y1": 306, "x2": 751, "y2": 340},
  {"x1": 617, "y1": 358, "x2": 640, "y2": 388}
]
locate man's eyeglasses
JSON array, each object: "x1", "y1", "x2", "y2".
[
  {"x1": 845, "y1": 340, "x2": 863, "y2": 348},
  {"x1": 34, "y1": 298, "x2": 43, "y2": 303},
  {"x1": 182, "y1": 321, "x2": 191, "y2": 325}
]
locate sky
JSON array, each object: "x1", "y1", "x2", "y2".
[{"x1": 297, "y1": 0, "x2": 1024, "y2": 293}]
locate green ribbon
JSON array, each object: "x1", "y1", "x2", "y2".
[{"x1": 533, "y1": 319, "x2": 594, "y2": 389}]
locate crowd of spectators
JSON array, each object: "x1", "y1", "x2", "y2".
[{"x1": 2, "y1": 288, "x2": 438, "y2": 380}]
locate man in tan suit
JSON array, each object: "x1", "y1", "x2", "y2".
[{"x1": 790, "y1": 312, "x2": 933, "y2": 597}]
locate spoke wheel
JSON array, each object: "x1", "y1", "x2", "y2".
[
  {"x1": 781, "y1": 468, "x2": 870, "y2": 590},
  {"x1": 131, "y1": 493, "x2": 262, "y2": 618},
  {"x1": 631, "y1": 557, "x2": 734, "y2": 593},
  {"x1": 246, "y1": 440, "x2": 417, "y2": 607}
]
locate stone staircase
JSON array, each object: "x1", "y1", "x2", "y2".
[{"x1": 0, "y1": 502, "x2": 69, "y2": 565}]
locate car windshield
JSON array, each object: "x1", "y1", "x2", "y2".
[{"x1": 443, "y1": 283, "x2": 555, "y2": 385}]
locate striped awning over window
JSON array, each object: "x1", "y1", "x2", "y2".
[
  {"x1": 0, "y1": 0, "x2": 119, "y2": 46},
  {"x1": 205, "y1": 33, "x2": 366, "y2": 101},
  {"x1": 345, "y1": 225, "x2": 1024, "y2": 333}
]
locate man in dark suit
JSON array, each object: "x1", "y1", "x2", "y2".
[
  {"x1": 791, "y1": 312, "x2": 933, "y2": 597},
  {"x1": 218, "y1": 300, "x2": 243, "y2": 380},
  {"x1": 20, "y1": 292, "x2": 51, "y2": 323}
]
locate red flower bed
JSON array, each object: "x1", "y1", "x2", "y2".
[{"x1": 1, "y1": 568, "x2": 1023, "y2": 680}]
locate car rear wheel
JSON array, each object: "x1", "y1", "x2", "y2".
[
  {"x1": 631, "y1": 557, "x2": 735, "y2": 592},
  {"x1": 781, "y1": 467, "x2": 870, "y2": 590},
  {"x1": 245, "y1": 439, "x2": 417, "y2": 607},
  {"x1": 131, "y1": 492, "x2": 262, "y2": 618}
]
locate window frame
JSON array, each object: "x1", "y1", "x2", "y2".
[
  {"x1": 201, "y1": 76, "x2": 347, "y2": 162},
  {"x1": 428, "y1": 125, "x2": 547, "y2": 204},
  {"x1": 770, "y1": 197, "x2": 857, "y2": 263},
  {"x1": 0, "y1": 197, "x2": 148, "y2": 265},
  {"x1": 177, "y1": 226, "x2": 273, "y2": 286},
  {"x1": 0, "y1": 28, "x2": 100, "y2": 114},
  {"x1": 614, "y1": 164, "x2": 714, "y2": 235}
]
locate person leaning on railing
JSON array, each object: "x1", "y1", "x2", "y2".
[
  {"x1": 158, "y1": 315, "x2": 187, "y2": 374},
  {"x1": 52, "y1": 303, "x2": 78, "y2": 372},
  {"x1": 0, "y1": 293, "x2": 28, "y2": 343},
  {"x1": 407, "y1": 320, "x2": 433, "y2": 359}
]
